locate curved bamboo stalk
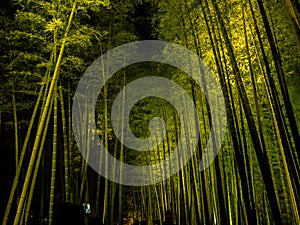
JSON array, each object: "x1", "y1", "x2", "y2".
[
  {"x1": 13, "y1": 1, "x2": 77, "y2": 224},
  {"x1": 24, "y1": 90, "x2": 54, "y2": 224},
  {"x1": 2, "y1": 84, "x2": 45, "y2": 225},
  {"x1": 211, "y1": 0, "x2": 283, "y2": 223}
]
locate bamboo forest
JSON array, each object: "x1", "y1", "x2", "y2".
[{"x1": 1, "y1": 0, "x2": 300, "y2": 224}]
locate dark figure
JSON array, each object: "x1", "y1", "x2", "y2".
[
  {"x1": 162, "y1": 210, "x2": 174, "y2": 225},
  {"x1": 88, "y1": 208, "x2": 102, "y2": 225},
  {"x1": 27, "y1": 210, "x2": 39, "y2": 225},
  {"x1": 154, "y1": 219, "x2": 160, "y2": 225},
  {"x1": 89, "y1": 217, "x2": 102, "y2": 225},
  {"x1": 53, "y1": 203, "x2": 85, "y2": 225}
]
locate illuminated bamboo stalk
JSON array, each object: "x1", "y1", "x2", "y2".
[
  {"x1": 48, "y1": 86, "x2": 58, "y2": 225},
  {"x1": 12, "y1": 86, "x2": 19, "y2": 171},
  {"x1": 153, "y1": 183, "x2": 162, "y2": 225},
  {"x1": 285, "y1": 0, "x2": 300, "y2": 46},
  {"x1": 201, "y1": 1, "x2": 255, "y2": 223},
  {"x1": 211, "y1": 0, "x2": 283, "y2": 223},
  {"x1": 189, "y1": 78, "x2": 204, "y2": 225},
  {"x1": 147, "y1": 186, "x2": 153, "y2": 224},
  {"x1": 67, "y1": 81, "x2": 74, "y2": 203},
  {"x1": 102, "y1": 48, "x2": 109, "y2": 225},
  {"x1": 264, "y1": 74, "x2": 300, "y2": 223},
  {"x1": 24, "y1": 88, "x2": 54, "y2": 224},
  {"x1": 2, "y1": 83, "x2": 45, "y2": 225},
  {"x1": 118, "y1": 67, "x2": 126, "y2": 225},
  {"x1": 59, "y1": 85, "x2": 70, "y2": 202},
  {"x1": 109, "y1": 98, "x2": 122, "y2": 224},
  {"x1": 257, "y1": 1, "x2": 300, "y2": 190},
  {"x1": 79, "y1": 162, "x2": 88, "y2": 203},
  {"x1": 79, "y1": 98, "x2": 90, "y2": 203},
  {"x1": 173, "y1": 113, "x2": 181, "y2": 225},
  {"x1": 95, "y1": 130, "x2": 103, "y2": 214},
  {"x1": 13, "y1": 1, "x2": 77, "y2": 223},
  {"x1": 177, "y1": 5, "x2": 211, "y2": 221},
  {"x1": 249, "y1": 0, "x2": 300, "y2": 220},
  {"x1": 243, "y1": 11, "x2": 261, "y2": 223},
  {"x1": 181, "y1": 98, "x2": 198, "y2": 225}
]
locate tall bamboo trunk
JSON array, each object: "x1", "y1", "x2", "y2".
[
  {"x1": 211, "y1": 1, "x2": 283, "y2": 223},
  {"x1": 67, "y1": 81, "x2": 75, "y2": 203},
  {"x1": 24, "y1": 88, "x2": 54, "y2": 225},
  {"x1": 12, "y1": 86, "x2": 19, "y2": 172},
  {"x1": 13, "y1": 1, "x2": 77, "y2": 224},
  {"x1": 59, "y1": 85, "x2": 70, "y2": 202},
  {"x1": 201, "y1": 1, "x2": 257, "y2": 223},
  {"x1": 256, "y1": 0, "x2": 300, "y2": 210},
  {"x1": 2, "y1": 83, "x2": 45, "y2": 225},
  {"x1": 249, "y1": 0, "x2": 300, "y2": 219},
  {"x1": 49, "y1": 86, "x2": 58, "y2": 225}
]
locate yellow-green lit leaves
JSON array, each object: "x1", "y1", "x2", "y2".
[
  {"x1": 78, "y1": 0, "x2": 111, "y2": 11},
  {"x1": 45, "y1": 18, "x2": 63, "y2": 32}
]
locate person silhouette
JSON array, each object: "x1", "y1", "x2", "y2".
[
  {"x1": 53, "y1": 202, "x2": 84, "y2": 225},
  {"x1": 162, "y1": 210, "x2": 174, "y2": 225}
]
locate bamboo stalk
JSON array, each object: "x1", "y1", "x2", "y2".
[
  {"x1": 24, "y1": 88, "x2": 54, "y2": 224},
  {"x1": 49, "y1": 86, "x2": 58, "y2": 225},
  {"x1": 2, "y1": 83, "x2": 45, "y2": 225},
  {"x1": 59, "y1": 85, "x2": 70, "y2": 202},
  {"x1": 13, "y1": 1, "x2": 77, "y2": 224},
  {"x1": 211, "y1": 0, "x2": 283, "y2": 223},
  {"x1": 67, "y1": 81, "x2": 74, "y2": 203},
  {"x1": 12, "y1": 86, "x2": 19, "y2": 172}
]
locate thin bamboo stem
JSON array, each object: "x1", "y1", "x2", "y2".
[{"x1": 13, "y1": 1, "x2": 77, "y2": 223}]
